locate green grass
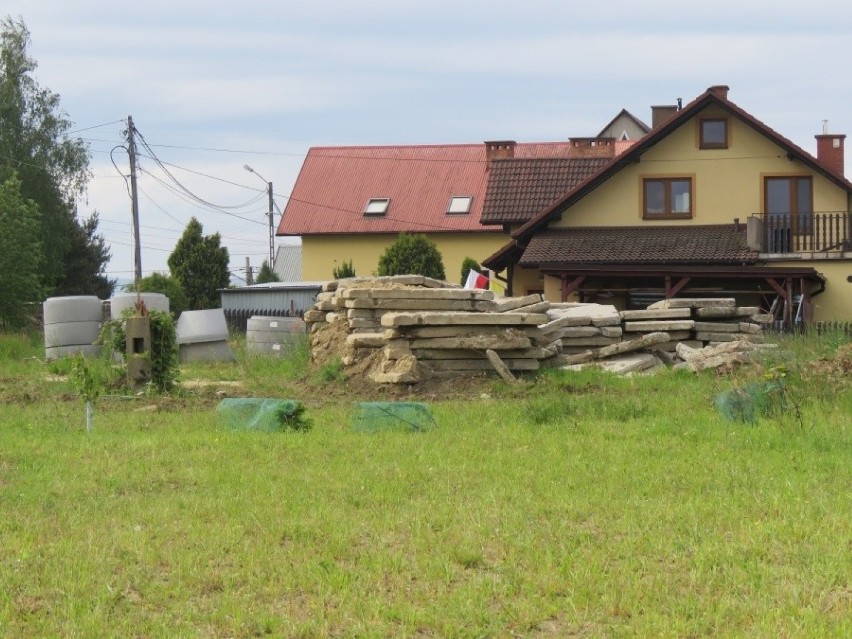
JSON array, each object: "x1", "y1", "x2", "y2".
[{"x1": 0, "y1": 332, "x2": 849, "y2": 637}]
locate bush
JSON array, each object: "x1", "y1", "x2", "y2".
[
  {"x1": 377, "y1": 233, "x2": 445, "y2": 280},
  {"x1": 125, "y1": 272, "x2": 188, "y2": 318},
  {"x1": 147, "y1": 310, "x2": 179, "y2": 393},
  {"x1": 332, "y1": 259, "x2": 356, "y2": 279}
]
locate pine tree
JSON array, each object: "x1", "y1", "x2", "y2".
[{"x1": 255, "y1": 260, "x2": 280, "y2": 284}]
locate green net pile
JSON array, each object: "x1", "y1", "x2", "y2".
[
  {"x1": 351, "y1": 402, "x2": 436, "y2": 433},
  {"x1": 216, "y1": 398, "x2": 312, "y2": 432},
  {"x1": 713, "y1": 381, "x2": 786, "y2": 424}
]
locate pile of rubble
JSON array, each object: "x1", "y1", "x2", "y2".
[{"x1": 303, "y1": 276, "x2": 775, "y2": 384}]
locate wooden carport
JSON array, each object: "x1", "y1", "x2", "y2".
[{"x1": 540, "y1": 264, "x2": 825, "y2": 330}]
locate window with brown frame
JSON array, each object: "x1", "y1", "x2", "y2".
[
  {"x1": 699, "y1": 117, "x2": 728, "y2": 149},
  {"x1": 643, "y1": 177, "x2": 692, "y2": 219}
]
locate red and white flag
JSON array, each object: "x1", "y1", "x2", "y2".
[{"x1": 464, "y1": 269, "x2": 489, "y2": 290}]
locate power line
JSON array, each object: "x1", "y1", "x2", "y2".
[
  {"x1": 137, "y1": 166, "x2": 266, "y2": 226},
  {"x1": 138, "y1": 185, "x2": 188, "y2": 227},
  {"x1": 136, "y1": 150, "x2": 272, "y2": 195},
  {"x1": 140, "y1": 142, "x2": 294, "y2": 156},
  {"x1": 105, "y1": 237, "x2": 171, "y2": 252},
  {"x1": 98, "y1": 216, "x2": 267, "y2": 244},
  {"x1": 68, "y1": 120, "x2": 124, "y2": 135},
  {"x1": 135, "y1": 129, "x2": 268, "y2": 203}
]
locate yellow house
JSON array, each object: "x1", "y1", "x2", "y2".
[{"x1": 482, "y1": 86, "x2": 852, "y2": 325}]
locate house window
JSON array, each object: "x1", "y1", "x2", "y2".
[
  {"x1": 699, "y1": 118, "x2": 728, "y2": 149},
  {"x1": 764, "y1": 176, "x2": 813, "y2": 251},
  {"x1": 447, "y1": 196, "x2": 472, "y2": 215},
  {"x1": 364, "y1": 198, "x2": 390, "y2": 216},
  {"x1": 643, "y1": 178, "x2": 692, "y2": 219}
]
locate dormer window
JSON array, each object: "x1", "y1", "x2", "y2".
[
  {"x1": 447, "y1": 196, "x2": 473, "y2": 215},
  {"x1": 364, "y1": 198, "x2": 390, "y2": 216},
  {"x1": 699, "y1": 118, "x2": 728, "y2": 149}
]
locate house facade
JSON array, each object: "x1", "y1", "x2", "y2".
[{"x1": 482, "y1": 86, "x2": 852, "y2": 325}]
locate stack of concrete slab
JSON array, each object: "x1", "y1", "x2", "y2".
[
  {"x1": 376, "y1": 307, "x2": 551, "y2": 382},
  {"x1": 303, "y1": 277, "x2": 560, "y2": 383},
  {"x1": 304, "y1": 282, "x2": 776, "y2": 382},
  {"x1": 619, "y1": 306, "x2": 698, "y2": 352},
  {"x1": 539, "y1": 304, "x2": 623, "y2": 353},
  {"x1": 643, "y1": 298, "x2": 765, "y2": 346},
  {"x1": 303, "y1": 275, "x2": 452, "y2": 335}
]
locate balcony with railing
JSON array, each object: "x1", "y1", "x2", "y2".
[{"x1": 747, "y1": 211, "x2": 850, "y2": 254}]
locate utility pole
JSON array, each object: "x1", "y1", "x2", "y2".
[
  {"x1": 266, "y1": 180, "x2": 274, "y2": 268},
  {"x1": 243, "y1": 164, "x2": 275, "y2": 268},
  {"x1": 245, "y1": 256, "x2": 254, "y2": 285},
  {"x1": 126, "y1": 115, "x2": 142, "y2": 285}
]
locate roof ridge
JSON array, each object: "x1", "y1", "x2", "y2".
[{"x1": 307, "y1": 139, "x2": 577, "y2": 153}]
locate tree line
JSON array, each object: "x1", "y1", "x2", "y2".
[
  {"x1": 0, "y1": 17, "x2": 112, "y2": 328},
  {"x1": 0, "y1": 17, "x2": 248, "y2": 329}
]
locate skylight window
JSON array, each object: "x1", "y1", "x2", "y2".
[
  {"x1": 364, "y1": 198, "x2": 390, "y2": 216},
  {"x1": 447, "y1": 196, "x2": 473, "y2": 215}
]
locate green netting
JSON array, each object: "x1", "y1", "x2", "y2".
[
  {"x1": 216, "y1": 398, "x2": 312, "y2": 432},
  {"x1": 351, "y1": 402, "x2": 435, "y2": 433},
  {"x1": 713, "y1": 381, "x2": 786, "y2": 424}
]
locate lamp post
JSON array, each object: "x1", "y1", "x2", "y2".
[{"x1": 243, "y1": 164, "x2": 275, "y2": 268}]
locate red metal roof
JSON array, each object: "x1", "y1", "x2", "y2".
[{"x1": 277, "y1": 142, "x2": 585, "y2": 236}]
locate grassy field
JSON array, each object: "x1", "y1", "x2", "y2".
[{"x1": 0, "y1": 331, "x2": 850, "y2": 637}]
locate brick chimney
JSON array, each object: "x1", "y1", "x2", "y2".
[
  {"x1": 707, "y1": 85, "x2": 730, "y2": 100},
  {"x1": 815, "y1": 133, "x2": 846, "y2": 176},
  {"x1": 651, "y1": 105, "x2": 679, "y2": 129},
  {"x1": 485, "y1": 140, "x2": 516, "y2": 162},
  {"x1": 568, "y1": 137, "x2": 616, "y2": 158}
]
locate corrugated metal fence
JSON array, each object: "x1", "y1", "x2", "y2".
[{"x1": 220, "y1": 283, "x2": 323, "y2": 332}]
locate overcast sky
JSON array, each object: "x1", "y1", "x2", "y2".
[{"x1": 5, "y1": 1, "x2": 851, "y2": 283}]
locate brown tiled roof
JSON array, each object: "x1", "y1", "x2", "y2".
[
  {"x1": 518, "y1": 224, "x2": 759, "y2": 266},
  {"x1": 481, "y1": 157, "x2": 611, "y2": 225}
]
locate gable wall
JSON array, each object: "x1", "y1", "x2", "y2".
[
  {"x1": 552, "y1": 105, "x2": 848, "y2": 229},
  {"x1": 599, "y1": 114, "x2": 647, "y2": 141}
]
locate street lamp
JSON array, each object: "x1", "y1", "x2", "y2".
[{"x1": 243, "y1": 164, "x2": 275, "y2": 268}]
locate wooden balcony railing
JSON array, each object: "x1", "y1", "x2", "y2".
[{"x1": 750, "y1": 211, "x2": 850, "y2": 253}]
